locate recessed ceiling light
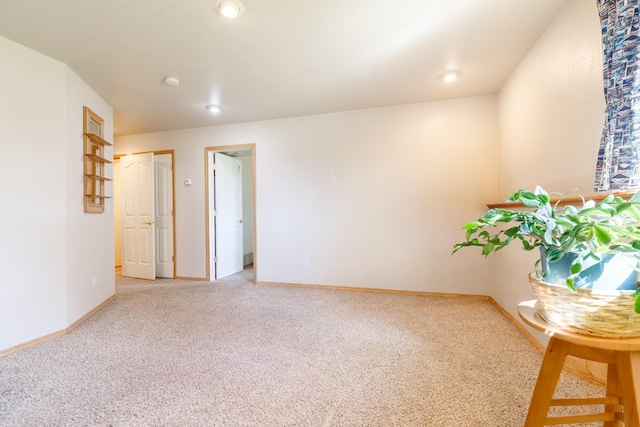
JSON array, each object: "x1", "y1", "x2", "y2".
[
  {"x1": 216, "y1": 0, "x2": 244, "y2": 18},
  {"x1": 442, "y1": 70, "x2": 461, "y2": 83},
  {"x1": 163, "y1": 76, "x2": 180, "y2": 86},
  {"x1": 206, "y1": 104, "x2": 222, "y2": 113}
]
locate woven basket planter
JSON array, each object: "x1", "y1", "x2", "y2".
[{"x1": 529, "y1": 273, "x2": 640, "y2": 338}]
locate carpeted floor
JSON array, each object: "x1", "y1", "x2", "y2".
[{"x1": 0, "y1": 268, "x2": 604, "y2": 426}]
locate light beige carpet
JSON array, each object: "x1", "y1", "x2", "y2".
[{"x1": 0, "y1": 269, "x2": 604, "y2": 426}]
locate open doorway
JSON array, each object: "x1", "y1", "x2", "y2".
[
  {"x1": 114, "y1": 150, "x2": 176, "y2": 280},
  {"x1": 205, "y1": 144, "x2": 256, "y2": 283}
]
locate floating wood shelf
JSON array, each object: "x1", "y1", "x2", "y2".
[
  {"x1": 487, "y1": 190, "x2": 637, "y2": 209},
  {"x1": 84, "y1": 174, "x2": 113, "y2": 182},
  {"x1": 84, "y1": 194, "x2": 112, "y2": 199},
  {"x1": 85, "y1": 133, "x2": 112, "y2": 146},
  {"x1": 84, "y1": 153, "x2": 113, "y2": 164}
]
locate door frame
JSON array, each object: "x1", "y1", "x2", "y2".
[
  {"x1": 205, "y1": 143, "x2": 257, "y2": 283},
  {"x1": 114, "y1": 149, "x2": 177, "y2": 278}
]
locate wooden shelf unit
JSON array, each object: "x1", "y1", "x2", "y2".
[{"x1": 83, "y1": 107, "x2": 112, "y2": 213}]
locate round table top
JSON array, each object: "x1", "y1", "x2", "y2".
[{"x1": 517, "y1": 300, "x2": 640, "y2": 352}]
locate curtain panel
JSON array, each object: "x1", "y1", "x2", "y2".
[{"x1": 594, "y1": 0, "x2": 640, "y2": 191}]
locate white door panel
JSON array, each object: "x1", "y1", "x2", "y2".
[
  {"x1": 121, "y1": 153, "x2": 156, "y2": 280},
  {"x1": 154, "y1": 154, "x2": 174, "y2": 278},
  {"x1": 214, "y1": 153, "x2": 243, "y2": 279}
]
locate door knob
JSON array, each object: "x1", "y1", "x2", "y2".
[{"x1": 143, "y1": 220, "x2": 154, "y2": 225}]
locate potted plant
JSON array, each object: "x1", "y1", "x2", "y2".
[{"x1": 453, "y1": 186, "x2": 640, "y2": 337}]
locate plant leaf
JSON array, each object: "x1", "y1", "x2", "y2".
[
  {"x1": 518, "y1": 191, "x2": 540, "y2": 208},
  {"x1": 545, "y1": 247, "x2": 565, "y2": 263},
  {"x1": 593, "y1": 225, "x2": 612, "y2": 245},
  {"x1": 481, "y1": 243, "x2": 494, "y2": 256},
  {"x1": 461, "y1": 221, "x2": 481, "y2": 231},
  {"x1": 537, "y1": 192, "x2": 550, "y2": 204},
  {"x1": 615, "y1": 202, "x2": 632, "y2": 215},
  {"x1": 504, "y1": 226, "x2": 519, "y2": 237},
  {"x1": 570, "y1": 261, "x2": 582, "y2": 275}
]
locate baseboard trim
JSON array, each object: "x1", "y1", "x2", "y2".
[
  {"x1": 487, "y1": 296, "x2": 606, "y2": 385},
  {"x1": 0, "y1": 294, "x2": 116, "y2": 358},
  {"x1": 174, "y1": 276, "x2": 208, "y2": 281},
  {"x1": 256, "y1": 280, "x2": 491, "y2": 299},
  {"x1": 487, "y1": 297, "x2": 545, "y2": 353},
  {"x1": 67, "y1": 294, "x2": 116, "y2": 333},
  {"x1": 0, "y1": 330, "x2": 68, "y2": 358}
]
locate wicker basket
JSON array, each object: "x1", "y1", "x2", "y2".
[{"x1": 529, "y1": 273, "x2": 640, "y2": 338}]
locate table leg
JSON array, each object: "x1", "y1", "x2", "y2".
[
  {"x1": 524, "y1": 337, "x2": 571, "y2": 427},
  {"x1": 604, "y1": 363, "x2": 623, "y2": 427},
  {"x1": 617, "y1": 351, "x2": 640, "y2": 427}
]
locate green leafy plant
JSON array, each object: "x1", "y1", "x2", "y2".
[{"x1": 452, "y1": 186, "x2": 640, "y2": 313}]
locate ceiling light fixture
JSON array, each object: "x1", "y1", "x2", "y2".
[
  {"x1": 216, "y1": 0, "x2": 244, "y2": 18},
  {"x1": 442, "y1": 70, "x2": 461, "y2": 83},
  {"x1": 206, "y1": 104, "x2": 222, "y2": 113},
  {"x1": 163, "y1": 76, "x2": 180, "y2": 86}
]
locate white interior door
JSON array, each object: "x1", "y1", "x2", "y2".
[
  {"x1": 214, "y1": 153, "x2": 243, "y2": 279},
  {"x1": 154, "y1": 154, "x2": 174, "y2": 278},
  {"x1": 121, "y1": 153, "x2": 156, "y2": 280}
]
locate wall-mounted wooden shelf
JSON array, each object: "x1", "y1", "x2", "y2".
[
  {"x1": 487, "y1": 190, "x2": 637, "y2": 209},
  {"x1": 84, "y1": 153, "x2": 113, "y2": 164},
  {"x1": 83, "y1": 107, "x2": 112, "y2": 213},
  {"x1": 83, "y1": 193, "x2": 112, "y2": 199},
  {"x1": 84, "y1": 174, "x2": 113, "y2": 182},
  {"x1": 85, "y1": 133, "x2": 112, "y2": 147}
]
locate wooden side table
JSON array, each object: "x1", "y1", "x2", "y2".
[{"x1": 518, "y1": 300, "x2": 640, "y2": 427}]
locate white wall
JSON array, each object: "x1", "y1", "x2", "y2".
[
  {"x1": 495, "y1": 0, "x2": 604, "y2": 340},
  {"x1": 0, "y1": 35, "x2": 114, "y2": 352},
  {"x1": 115, "y1": 96, "x2": 499, "y2": 293},
  {"x1": 65, "y1": 68, "x2": 115, "y2": 325},
  {"x1": 0, "y1": 36, "x2": 68, "y2": 350},
  {"x1": 499, "y1": 0, "x2": 603, "y2": 195}
]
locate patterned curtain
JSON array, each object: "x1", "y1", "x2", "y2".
[{"x1": 594, "y1": 0, "x2": 640, "y2": 191}]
